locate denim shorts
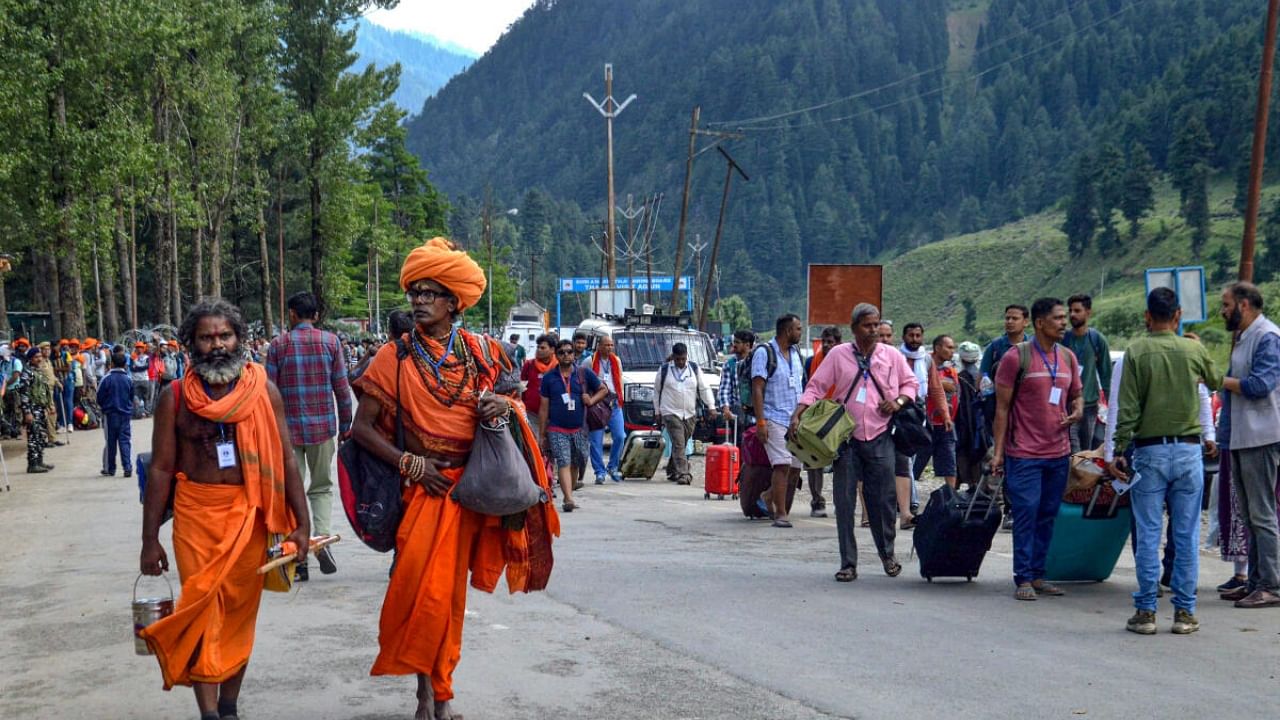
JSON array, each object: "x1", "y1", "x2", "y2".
[{"x1": 547, "y1": 428, "x2": 589, "y2": 469}]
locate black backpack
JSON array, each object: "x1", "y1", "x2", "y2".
[
  {"x1": 337, "y1": 341, "x2": 406, "y2": 553},
  {"x1": 955, "y1": 370, "x2": 991, "y2": 460}
]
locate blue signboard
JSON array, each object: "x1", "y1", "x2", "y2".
[
  {"x1": 559, "y1": 276, "x2": 691, "y2": 292},
  {"x1": 556, "y1": 276, "x2": 694, "y2": 328},
  {"x1": 1144, "y1": 265, "x2": 1206, "y2": 334}
]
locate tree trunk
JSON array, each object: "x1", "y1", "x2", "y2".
[
  {"x1": 0, "y1": 269, "x2": 9, "y2": 335},
  {"x1": 209, "y1": 217, "x2": 223, "y2": 298},
  {"x1": 154, "y1": 79, "x2": 172, "y2": 327},
  {"x1": 128, "y1": 181, "x2": 138, "y2": 328},
  {"x1": 193, "y1": 224, "x2": 204, "y2": 301},
  {"x1": 170, "y1": 180, "x2": 181, "y2": 325},
  {"x1": 102, "y1": 209, "x2": 121, "y2": 340},
  {"x1": 35, "y1": 249, "x2": 63, "y2": 340},
  {"x1": 258, "y1": 199, "x2": 274, "y2": 336},
  {"x1": 277, "y1": 168, "x2": 285, "y2": 326},
  {"x1": 51, "y1": 77, "x2": 85, "y2": 339},
  {"x1": 112, "y1": 185, "x2": 131, "y2": 335},
  {"x1": 309, "y1": 163, "x2": 324, "y2": 317}
]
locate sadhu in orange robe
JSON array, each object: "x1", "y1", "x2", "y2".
[
  {"x1": 354, "y1": 329, "x2": 558, "y2": 703},
  {"x1": 140, "y1": 364, "x2": 297, "y2": 689}
]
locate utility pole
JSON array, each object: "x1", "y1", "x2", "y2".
[
  {"x1": 670, "y1": 107, "x2": 743, "y2": 312},
  {"x1": 483, "y1": 192, "x2": 494, "y2": 333},
  {"x1": 698, "y1": 146, "x2": 749, "y2": 331},
  {"x1": 1241, "y1": 0, "x2": 1280, "y2": 282},
  {"x1": 530, "y1": 249, "x2": 540, "y2": 306},
  {"x1": 689, "y1": 234, "x2": 708, "y2": 317},
  {"x1": 584, "y1": 64, "x2": 636, "y2": 289},
  {"x1": 642, "y1": 192, "x2": 663, "y2": 305},
  {"x1": 618, "y1": 193, "x2": 645, "y2": 297}
]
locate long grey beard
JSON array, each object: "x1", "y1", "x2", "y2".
[{"x1": 191, "y1": 351, "x2": 247, "y2": 386}]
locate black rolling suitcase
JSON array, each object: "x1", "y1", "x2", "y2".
[{"x1": 913, "y1": 479, "x2": 1002, "y2": 582}]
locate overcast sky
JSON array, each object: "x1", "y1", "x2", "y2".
[{"x1": 365, "y1": 0, "x2": 537, "y2": 56}]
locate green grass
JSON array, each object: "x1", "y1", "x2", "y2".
[
  {"x1": 946, "y1": 0, "x2": 990, "y2": 74},
  {"x1": 882, "y1": 175, "x2": 1280, "y2": 369}
]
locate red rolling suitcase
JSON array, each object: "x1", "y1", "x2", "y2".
[{"x1": 704, "y1": 417, "x2": 740, "y2": 500}]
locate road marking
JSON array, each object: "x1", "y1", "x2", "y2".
[{"x1": 490, "y1": 624, "x2": 510, "y2": 630}]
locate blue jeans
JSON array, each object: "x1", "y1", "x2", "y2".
[
  {"x1": 102, "y1": 412, "x2": 133, "y2": 475},
  {"x1": 590, "y1": 405, "x2": 626, "y2": 477},
  {"x1": 1004, "y1": 455, "x2": 1070, "y2": 586},
  {"x1": 1131, "y1": 443, "x2": 1203, "y2": 612}
]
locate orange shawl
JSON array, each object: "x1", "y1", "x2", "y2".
[
  {"x1": 591, "y1": 352, "x2": 624, "y2": 408},
  {"x1": 181, "y1": 363, "x2": 294, "y2": 533}
]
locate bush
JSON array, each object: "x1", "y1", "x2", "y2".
[{"x1": 1096, "y1": 304, "x2": 1146, "y2": 338}]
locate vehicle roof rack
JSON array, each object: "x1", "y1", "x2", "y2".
[{"x1": 622, "y1": 308, "x2": 693, "y2": 328}]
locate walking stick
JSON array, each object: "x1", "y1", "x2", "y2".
[{"x1": 256, "y1": 535, "x2": 341, "y2": 575}]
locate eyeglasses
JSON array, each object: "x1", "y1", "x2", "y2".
[
  {"x1": 405, "y1": 288, "x2": 453, "y2": 304},
  {"x1": 555, "y1": 349, "x2": 574, "y2": 356}
]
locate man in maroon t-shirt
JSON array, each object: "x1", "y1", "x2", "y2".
[
  {"x1": 990, "y1": 297, "x2": 1084, "y2": 602},
  {"x1": 520, "y1": 334, "x2": 557, "y2": 435}
]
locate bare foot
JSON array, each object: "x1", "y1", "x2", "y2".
[
  {"x1": 415, "y1": 675, "x2": 436, "y2": 720},
  {"x1": 435, "y1": 700, "x2": 463, "y2": 720}
]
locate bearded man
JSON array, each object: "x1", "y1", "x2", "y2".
[
  {"x1": 139, "y1": 299, "x2": 311, "y2": 720},
  {"x1": 352, "y1": 237, "x2": 558, "y2": 720}
]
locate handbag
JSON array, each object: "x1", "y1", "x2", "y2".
[
  {"x1": 579, "y1": 368, "x2": 612, "y2": 431},
  {"x1": 786, "y1": 352, "x2": 863, "y2": 468},
  {"x1": 452, "y1": 414, "x2": 546, "y2": 516},
  {"x1": 861, "y1": 349, "x2": 933, "y2": 456}
]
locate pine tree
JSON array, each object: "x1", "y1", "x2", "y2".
[
  {"x1": 1095, "y1": 143, "x2": 1125, "y2": 251},
  {"x1": 1062, "y1": 154, "x2": 1098, "y2": 257},
  {"x1": 1256, "y1": 198, "x2": 1280, "y2": 283},
  {"x1": 1185, "y1": 164, "x2": 1211, "y2": 256},
  {"x1": 962, "y1": 298, "x2": 977, "y2": 335},
  {"x1": 1120, "y1": 144, "x2": 1156, "y2": 239},
  {"x1": 1168, "y1": 114, "x2": 1213, "y2": 207}
]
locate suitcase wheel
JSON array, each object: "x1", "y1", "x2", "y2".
[
  {"x1": 703, "y1": 492, "x2": 711, "y2": 500},
  {"x1": 925, "y1": 576, "x2": 933, "y2": 583},
  {"x1": 966, "y1": 576, "x2": 973, "y2": 582},
  {"x1": 717, "y1": 494, "x2": 725, "y2": 500},
  {"x1": 731, "y1": 493, "x2": 738, "y2": 499}
]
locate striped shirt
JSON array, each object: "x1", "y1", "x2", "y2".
[{"x1": 266, "y1": 322, "x2": 353, "y2": 445}]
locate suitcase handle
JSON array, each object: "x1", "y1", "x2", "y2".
[{"x1": 962, "y1": 468, "x2": 1002, "y2": 523}]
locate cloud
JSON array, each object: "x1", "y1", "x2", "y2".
[{"x1": 366, "y1": 0, "x2": 537, "y2": 56}]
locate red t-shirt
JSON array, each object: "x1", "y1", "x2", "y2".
[
  {"x1": 520, "y1": 359, "x2": 550, "y2": 414},
  {"x1": 995, "y1": 342, "x2": 1082, "y2": 459}
]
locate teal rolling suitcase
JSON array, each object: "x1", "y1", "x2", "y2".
[{"x1": 1044, "y1": 485, "x2": 1132, "y2": 582}]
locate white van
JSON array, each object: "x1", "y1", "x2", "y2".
[{"x1": 574, "y1": 310, "x2": 722, "y2": 439}]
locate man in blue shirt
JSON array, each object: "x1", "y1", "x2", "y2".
[
  {"x1": 539, "y1": 339, "x2": 608, "y2": 513},
  {"x1": 752, "y1": 314, "x2": 805, "y2": 528},
  {"x1": 97, "y1": 350, "x2": 135, "y2": 477}
]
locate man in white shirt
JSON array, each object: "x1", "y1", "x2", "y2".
[{"x1": 655, "y1": 342, "x2": 715, "y2": 485}]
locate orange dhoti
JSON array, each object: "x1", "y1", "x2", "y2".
[
  {"x1": 371, "y1": 470, "x2": 513, "y2": 702},
  {"x1": 141, "y1": 476, "x2": 269, "y2": 690}
]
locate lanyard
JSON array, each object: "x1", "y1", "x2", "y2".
[
  {"x1": 1033, "y1": 343, "x2": 1059, "y2": 382},
  {"x1": 200, "y1": 377, "x2": 238, "y2": 442}
]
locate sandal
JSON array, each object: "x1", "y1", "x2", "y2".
[
  {"x1": 835, "y1": 566, "x2": 857, "y2": 582},
  {"x1": 1015, "y1": 584, "x2": 1037, "y2": 601},
  {"x1": 771, "y1": 519, "x2": 793, "y2": 528},
  {"x1": 561, "y1": 501, "x2": 576, "y2": 513},
  {"x1": 882, "y1": 557, "x2": 902, "y2": 577},
  {"x1": 1032, "y1": 580, "x2": 1065, "y2": 596}
]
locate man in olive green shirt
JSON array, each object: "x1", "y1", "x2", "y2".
[{"x1": 1109, "y1": 288, "x2": 1221, "y2": 636}]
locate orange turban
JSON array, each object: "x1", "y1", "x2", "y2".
[
  {"x1": 82, "y1": 338, "x2": 97, "y2": 350},
  {"x1": 399, "y1": 237, "x2": 486, "y2": 311}
]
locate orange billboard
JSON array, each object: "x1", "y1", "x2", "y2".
[{"x1": 806, "y1": 264, "x2": 883, "y2": 328}]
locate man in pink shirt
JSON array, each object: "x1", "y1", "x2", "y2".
[
  {"x1": 990, "y1": 297, "x2": 1084, "y2": 601},
  {"x1": 794, "y1": 303, "x2": 919, "y2": 582}
]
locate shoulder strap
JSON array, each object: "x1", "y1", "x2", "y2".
[
  {"x1": 657, "y1": 363, "x2": 669, "y2": 400},
  {"x1": 838, "y1": 344, "x2": 867, "y2": 405},
  {"x1": 763, "y1": 343, "x2": 777, "y2": 378}
]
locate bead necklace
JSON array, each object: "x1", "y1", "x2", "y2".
[{"x1": 409, "y1": 328, "x2": 478, "y2": 407}]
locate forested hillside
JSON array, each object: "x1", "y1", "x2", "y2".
[
  {"x1": 353, "y1": 19, "x2": 473, "y2": 114},
  {"x1": 409, "y1": 0, "x2": 1280, "y2": 326}
]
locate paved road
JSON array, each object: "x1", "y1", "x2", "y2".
[{"x1": 1, "y1": 423, "x2": 1278, "y2": 720}]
